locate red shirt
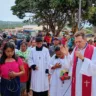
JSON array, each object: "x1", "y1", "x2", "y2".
[
  {"x1": 20, "y1": 62, "x2": 29, "y2": 83},
  {"x1": 44, "y1": 36, "x2": 52, "y2": 44},
  {"x1": 61, "y1": 37, "x2": 67, "y2": 45}
]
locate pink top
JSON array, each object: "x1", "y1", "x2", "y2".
[{"x1": 0, "y1": 58, "x2": 23, "y2": 79}]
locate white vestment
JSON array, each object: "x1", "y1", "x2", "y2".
[
  {"x1": 28, "y1": 47, "x2": 50, "y2": 92},
  {"x1": 49, "y1": 55, "x2": 71, "y2": 96},
  {"x1": 69, "y1": 46, "x2": 96, "y2": 96}
]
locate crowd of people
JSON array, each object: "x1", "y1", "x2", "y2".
[{"x1": 0, "y1": 31, "x2": 96, "y2": 96}]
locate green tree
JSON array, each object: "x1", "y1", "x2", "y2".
[
  {"x1": 89, "y1": 12, "x2": 96, "y2": 26},
  {"x1": 88, "y1": 11, "x2": 96, "y2": 35},
  {"x1": 11, "y1": 0, "x2": 96, "y2": 35}
]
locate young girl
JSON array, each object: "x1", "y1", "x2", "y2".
[{"x1": 0, "y1": 42, "x2": 25, "y2": 96}]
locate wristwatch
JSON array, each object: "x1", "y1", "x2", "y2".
[{"x1": 82, "y1": 58, "x2": 84, "y2": 62}]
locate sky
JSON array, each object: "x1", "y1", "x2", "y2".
[
  {"x1": 0, "y1": 0, "x2": 23, "y2": 21},
  {"x1": 0, "y1": 0, "x2": 91, "y2": 27}
]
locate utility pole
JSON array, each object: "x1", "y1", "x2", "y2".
[{"x1": 78, "y1": 0, "x2": 81, "y2": 31}]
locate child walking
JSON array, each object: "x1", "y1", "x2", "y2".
[{"x1": 19, "y1": 56, "x2": 29, "y2": 96}]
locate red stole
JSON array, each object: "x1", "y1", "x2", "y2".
[{"x1": 71, "y1": 44, "x2": 94, "y2": 96}]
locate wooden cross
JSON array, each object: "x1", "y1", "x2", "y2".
[{"x1": 84, "y1": 80, "x2": 90, "y2": 87}]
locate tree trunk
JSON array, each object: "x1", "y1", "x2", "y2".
[
  {"x1": 71, "y1": 10, "x2": 78, "y2": 34},
  {"x1": 49, "y1": 24, "x2": 56, "y2": 36},
  {"x1": 72, "y1": 23, "x2": 78, "y2": 34},
  {"x1": 56, "y1": 31, "x2": 60, "y2": 36},
  {"x1": 56, "y1": 28, "x2": 62, "y2": 36}
]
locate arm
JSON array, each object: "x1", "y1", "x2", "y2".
[
  {"x1": 60, "y1": 44, "x2": 73, "y2": 69},
  {"x1": 28, "y1": 49, "x2": 37, "y2": 70},
  {"x1": 15, "y1": 65, "x2": 25, "y2": 76},
  {"x1": 68, "y1": 49, "x2": 75, "y2": 77},
  {"x1": 45, "y1": 49, "x2": 51, "y2": 74},
  {"x1": 49, "y1": 55, "x2": 62, "y2": 74},
  {"x1": 79, "y1": 47, "x2": 96, "y2": 76},
  {"x1": 63, "y1": 54, "x2": 72, "y2": 69},
  {"x1": 28, "y1": 49, "x2": 35, "y2": 67}
]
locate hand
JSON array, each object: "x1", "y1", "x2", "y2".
[
  {"x1": 55, "y1": 63, "x2": 62, "y2": 68},
  {"x1": 60, "y1": 76, "x2": 70, "y2": 81},
  {"x1": 35, "y1": 66, "x2": 39, "y2": 70},
  {"x1": 64, "y1": 76, "x2": 70, "y2": 80},
  {"x1": 28, "y1": 90, "x2": 32, "y2": 96},
  {"x1": 8, "y1": 71, "x2": 17, "y2": 78},
  {"x1": 51, "y1": 63, "x2": 62, "y2": 69},
  {"x1": 60, "y1": 45, "x2": 69, "y2": 56},
  {"x1": 75, "y1": 51, "x2": 84, "y2": 60}
]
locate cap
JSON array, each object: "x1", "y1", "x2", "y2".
[{"x1": 55, "y1": 46, "x2": 60, "y2": 52}]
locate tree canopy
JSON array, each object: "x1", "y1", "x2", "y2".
[
  {"x1": 11, "y1": 0, "x2": 96, "y2": 35},
  {"x1": 89, "y1": 12, "x2": 96, "y2": 26}
]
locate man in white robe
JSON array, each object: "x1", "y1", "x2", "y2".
[
  {"x1": 28, "y1": 37, "x2": 50, "y2": 96},
  {"x1": 65, "y1": 31, "x2": 96, "y2": 96},
  {"x1": 49, "y1": 46, "x2": 71, "y2": 96}
]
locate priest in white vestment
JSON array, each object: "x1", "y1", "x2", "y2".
[
  {"x1": 49, "y1": 46, "x2": 71, "y2": 96},
  {"x1": 63, "y1": 31, "x2": 96, "y2": 96},
  {"x1": 28, "y1": 37, "x2": 50, "y2": 96}
]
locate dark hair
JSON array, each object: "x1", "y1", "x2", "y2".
[
  {"x1": 94, "y1": 40, "x2": 96, "y2": 43},
  {"x1": 36, "y1": 37, "x2": 43, "y2": 42},
  {"x1": 0, "y1": 42, "x2": 18, "y2": 65},
  {"x1": 26, "y1": 37, "x2": 31, "y2": 43},
  {"x1": 69, "y1": 48, "x2": 73, "y2": 52},
  {"x1": 74, "y1": 31, "x2": 86, "y2": 39},
  {"x1": 20, "y1": 42, "x2": 27, "y2": 46},
  {"x1": 3, "y1": 33, "x2": 7, "y2": 38},
  {"x1": 55, "y1": 46, "x2": 60, "y2": 52}
]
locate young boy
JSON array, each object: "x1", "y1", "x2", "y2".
[{"x1": 49, "y1": 46, "x2": 71, "y2": 96}]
